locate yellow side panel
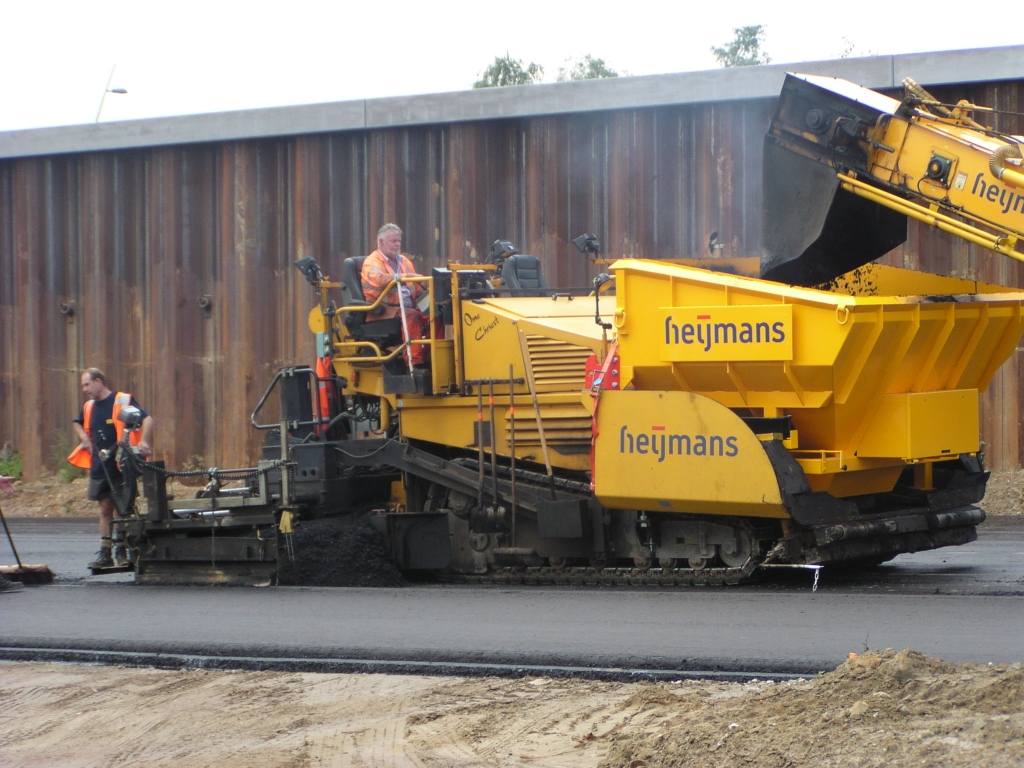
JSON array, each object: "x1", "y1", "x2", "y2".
[
  {"x1": 461, "y1": 305, "x2": 525, "y2": 384},
  {"x1": 431, "y1": 339, "x2": 456, "y2": 393},
  {"x1": 397, "y1": 398, "x2": 593, "y2": 473},
  {"x1": 460, "y1": 303, "x2": 601, "y2": 393},
  {"x1": 594, "y1": 390, "x2": 788, "y2": 518},
  {"x1": 805, "y1": 467, "x2": 904, "y2": 496},
  {"x1": 399, "y1": 403, "x2": 477, "y2": 452},
  {"x1": 857, "y1": 390, "x2": 979, "y2": 459}
]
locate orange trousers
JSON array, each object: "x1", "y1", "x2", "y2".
[{"x1": 401, "y1": 309, "x2": 429, "y2": 366}]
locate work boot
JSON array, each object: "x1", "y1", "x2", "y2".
[
  {"x1": 0, "y1": 572, "x2": 23, "y2": 592},
  {"x1": 88, "y1": 548, "x2": 114, "y2": 569},
  {"x1": 114, "y1": 546, "x2": 129, "y2": 567}
]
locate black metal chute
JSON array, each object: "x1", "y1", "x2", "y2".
[
  {"x1": 760, "y1": 73, "x2": 908, "y2": 287},
  {"x1": 760, "y1": 137, "x2": 907, "y2": 286}
]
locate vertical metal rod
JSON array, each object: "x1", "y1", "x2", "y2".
[
  {"x1": 279, "y1": 420, "x2": 292, "y2": 567},
  {"x1": 508, "y1": 364, "x2": 517, "y2": 547},
  {"x1": 396, "y1": 276, "x2": 415, "y2": 373},
  {"x1": 426, "y1": 275, "x2": 436, "y2": 393},
  {"x1": 279, "y1": 420, "x2": 291, "y2": 506},
  {"x1": 517, "y1": 328, "x2": 556, "y2": 499},
  {"x1": 488, "y1": 380, "x2": 498, "y2": 509},
  {"x1": 452, "y1": 271, "x2": 466, "y2": 391},
  {"x1": 476, "y1": 387, "x2": 485, "y2": 510}
]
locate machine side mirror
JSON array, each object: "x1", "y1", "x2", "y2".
[
  {"x1": 573, "y1": 233, "x2": 601, "y2": 255},
  {"x1": 294, "y1": 257, "x2": 324, "y2": 285},
  {"x1": 488, "y1": 239, "x2": 519, "y2": 264}
]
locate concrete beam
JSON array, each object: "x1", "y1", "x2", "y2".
[{"x1": 2, "y1": 45, "x2": 1022, "y2": 160}]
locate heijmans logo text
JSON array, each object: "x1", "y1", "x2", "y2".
[
  {"x1": 620, "y1": 425, "x2": 739, "y2": 462},
  {"x1": 970, "y1": 173, "x2": 1024, "y2": 217},
  {"x1": 659, "y1": 305, "x2": 793, "y2": 362},
  {"x1": 664, "y1": 316, "x2": 785, "y2": 350}
]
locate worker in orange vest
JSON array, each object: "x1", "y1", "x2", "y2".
[
  {"x1": 70, "y1": 368, "x2": 153, "y2": 570},
  {"x1": 361, "y1": 223, "x2": 429, "y2": 367}
]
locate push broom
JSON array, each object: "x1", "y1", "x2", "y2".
[{"x1": 0, "y1": 476, "x2": 55, "y2": 584}]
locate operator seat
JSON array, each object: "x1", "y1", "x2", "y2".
[
  {"x1": 340, "y1": 256, "x2": 403, "y2": 347},
  {"x1": 501, "y1": 254, "x2": 550, "y2": 297}
]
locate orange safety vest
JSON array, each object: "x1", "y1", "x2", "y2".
[
  {"x1": 315, "y1": 356, "x2": 334, "y2": 433},
  {"x1": 360, "y1": 250, "x2": 423, "y2": 321},
  {"x1": 66, "y1": 392, "x2": 141, "y2": 468}
]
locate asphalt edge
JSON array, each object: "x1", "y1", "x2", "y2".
[{"x1": 0, "y1": 646, "x2": 822, "y2": 683}]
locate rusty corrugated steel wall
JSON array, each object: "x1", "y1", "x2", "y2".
[{"x1": 2, "y1": 80, "x2": 1023, "y2": 480}]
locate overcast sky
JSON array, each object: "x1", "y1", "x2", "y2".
[{"x1": 2, "y1": 0, "x2": 1020, "y2": 132}]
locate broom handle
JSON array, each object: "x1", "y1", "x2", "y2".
[{"x1": 0, "y1": 503, "x2": 25, "y2": 569}]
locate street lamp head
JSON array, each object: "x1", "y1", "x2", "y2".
[{"x1": 95, "y1": 65, "x2": 128, "y2": 122}]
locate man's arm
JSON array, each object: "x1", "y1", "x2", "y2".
[
  {"x1": 72, "y1": 421, "x2": 91, "y2": 452},
  {"x1": 361, "y1": 254, "x2": 395, "y2": 300},
  {"x1": 137, "y1": 415, "x2": 154, "y2": 458},
  {"x1": 401, "y1": 255, "x2": 425, "y2": 296}
]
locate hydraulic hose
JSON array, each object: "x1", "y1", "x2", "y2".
[{"x1": 322, "y1": 411, "x2": 352, "y2": 436}]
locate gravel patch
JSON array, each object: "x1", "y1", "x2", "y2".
[{"x1": 277, "y1": 511, "x2": 408, "y2": 588}]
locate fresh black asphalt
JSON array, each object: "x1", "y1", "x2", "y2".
[{"x1": 1, "y1": 516, "x2": 1022, "y2": 677}]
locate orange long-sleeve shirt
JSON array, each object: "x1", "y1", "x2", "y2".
[{"x1": 360, "y1": 249, "x2": 424, "y2": 321}]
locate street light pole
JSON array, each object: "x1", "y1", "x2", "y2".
[{"x1": 95, "y1": 65, "x2": 128, "y2": 122}]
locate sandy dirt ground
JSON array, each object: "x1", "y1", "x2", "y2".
[
  {"x1": 1, "y1": 649, "x2": 1022, "y2": 767},
  {"x1": 977, "y1": 468, "x2": 1024, "y2": 517},
  {"x1": 0, "y1": 476, "x2": 216, "y2": 519}
]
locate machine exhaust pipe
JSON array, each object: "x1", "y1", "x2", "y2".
[{"x1": 989, "y1": 142, "x2": 1024, "y2": 187}]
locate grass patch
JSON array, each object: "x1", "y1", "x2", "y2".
[
  {"x1": 0, "y1": 443, "x2": 22, "y2": 480},
  {"x1": 50, "y1": 432, "x2": 87, "y2": 484}
]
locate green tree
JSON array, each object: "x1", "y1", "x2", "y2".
[
  {"x1": 473, "y1": 54, "x2": 544, "y2": 88},
  {"x1": 838, "y1": 37, "x2": 875, "y2": 59},
  {"x1": 711, "y1": 25, "x2": 771, "y2": 67},
  {"x1": 556, "y1": 55, "x2": 619, "y2": 82}
]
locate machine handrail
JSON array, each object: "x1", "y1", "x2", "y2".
[{"x1": 250, "y1": 366, "x2": 326, "y2": 431}]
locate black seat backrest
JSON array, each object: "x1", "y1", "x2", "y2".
[
  {"x1": 340, "y1": 256, "x2": 369, "y2": 331},
  {"x1": 501, "y1": 255, "x2": 550, "y2": 297},
  {"x1": 341, "y1": 256, "x2": 367, "y2": 302},
  {"x1": 339, "y1": 255, "x2": 403, "y2": 345}
]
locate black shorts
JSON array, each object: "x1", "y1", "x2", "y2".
[{"x1": 87, "y1": 476, "x2": 122, "y2": 502}]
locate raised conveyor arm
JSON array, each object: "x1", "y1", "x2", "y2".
[{"x1": 762, "y1": 73, "x2": 1024, "y2": 286}]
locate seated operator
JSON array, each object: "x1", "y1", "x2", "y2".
[{"x1": 361, "y1": 223, "x2": 429, "y2": 366}]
